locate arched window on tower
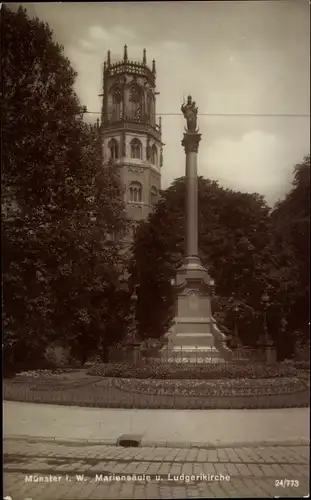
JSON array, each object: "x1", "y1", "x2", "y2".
[
  {"x1": 129, "y1": 84, "x2": 143, "y2": 121},
  {"x1": 151, "y1": 145, "x2": 158, "y2": 166},
  {"x1": 130, "y1": 138, "x2": 142, "y2": 159},
  {"x1": 108, "y1": 139, "x2": 119, "y2": 160},
  {"x1": 150, "y1": 185, "x2": 158, "y2": 206},
  {"x1": 129, "y1": 181, "x2": 143, "y2": 203},
  {"x1": 112, "y1": 87, "x2": 123, "y2": 121}
]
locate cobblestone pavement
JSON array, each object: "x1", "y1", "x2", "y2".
[{"x1": 3, "y1": 438, "x2": 309, "y2": 499}]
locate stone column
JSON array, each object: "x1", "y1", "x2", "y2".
[{"x1": 182, "y1": 132, "x2": 201, "y2": 258}]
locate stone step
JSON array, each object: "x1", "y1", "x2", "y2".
[
  {"x1": 174, "y1": 323, "x2": 214, "y2": 334},
  {"x1": 160, "y1": 347, "x2": 225, "y2": 364},
  {"x1": 174, "y1": 333, "x2": 214, "y2": 337},
  {"x1": 168, "y1": 334, "x2": 215, "y2": 347}
]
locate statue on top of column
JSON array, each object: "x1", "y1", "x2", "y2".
[{"x1": 181, "y1": 95, "x2": 198, "y2": 133}]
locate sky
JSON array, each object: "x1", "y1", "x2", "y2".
[{"x1": 16, "y1": 1, "x2": 310, "y2": 206}]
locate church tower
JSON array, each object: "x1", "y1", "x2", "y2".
[{"x1": 100, "y1": 45, "x2": 163, "y2": 240}]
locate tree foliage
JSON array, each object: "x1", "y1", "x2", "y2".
[
  {"x1": 131, "y1": 159, "x2": 310, "y2": 358},
  {"x1": 2, "y1": 6, "x2": 129, "y2": 370},
  {"x1": 131, "y1": 177, "x2": 274, "y2": 346},
  {"x1": 268, "y1": 155, "x2": 310, "y2": 350}
]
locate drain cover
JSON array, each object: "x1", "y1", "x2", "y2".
[{"x1": 117, "y1": 434, "x2": 142, "y2": 447}]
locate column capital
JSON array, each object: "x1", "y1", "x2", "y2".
[{"x1": 182, "y1": 132, "x2": 201, "y2": 153}]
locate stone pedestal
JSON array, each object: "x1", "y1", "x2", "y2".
[{"x1": 162, "y1": 256, "x2": 230, "y2": 363}]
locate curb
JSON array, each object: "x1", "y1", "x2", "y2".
[{"x1": 4, "y1": 434, "x2": 309, "y2": 449}]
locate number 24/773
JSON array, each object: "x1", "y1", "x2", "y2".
[{"x1": 275, "y1": 479, "x2": 299, "y2": 488}]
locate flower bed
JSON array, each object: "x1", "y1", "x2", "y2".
[
  {"x1": 87, "y1": 362, "x2": 300, "y2": 379},
  {"x1": 3, "y1": 360, "x2": 309, "y2": 410},
  {"x1": 3, "y1": 374, "x2": 309, "y2": 409},
  {"x1": 112, "y1": 376, "x2": 306, "y2": 397}
]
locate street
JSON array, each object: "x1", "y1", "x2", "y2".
[{"x1": 4, "y1": 438, "x2": 309, "y2": 499}]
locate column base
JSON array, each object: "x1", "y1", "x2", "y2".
[
  {"x1": 164, "y1": 255, "x2": 231, "y2": 362},
  {"x1": 160, "y1": 345, "x2": 226, "y2": 364}
]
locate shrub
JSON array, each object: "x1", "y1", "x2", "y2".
[
  {"x1": 3, "y1": 355, "x2": 58, "y2": 378},
  {"x1": 44, "y1": 343, "x2": 71, "y2": 367},
  {"x1": 88, "y1": 362, "x2": 299, "y2": 379},
  {"x1": 287, "y1": 360, "x2": 310, "y2": 371}
]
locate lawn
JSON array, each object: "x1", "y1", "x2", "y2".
[{"x1": 3, "y1": 367, "x2": 310, "y2": 409}]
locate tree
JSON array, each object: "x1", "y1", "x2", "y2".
[
  {"x1": 131, "y1": 177, "x2": 274, "y2": 345},
  {"x1": 2, "y1": 6, "x2": 129, "y2": 370},
  {"x1": 268, "y1": 155, "x2": 310, "y2": 358},
  {"x1": 49, "y1": 125, "x2": 131, "y2": 363},
  {"x1": 2, "y1": 5, "x2": 84, "y2": 369}
]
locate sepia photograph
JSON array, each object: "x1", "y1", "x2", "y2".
[{"x1": 2, "y1": 1, "x2": 310, "y2": 499}]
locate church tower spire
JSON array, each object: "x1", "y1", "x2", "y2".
[{"x1": 100, "y1": 46, "x2": 164, "y2": 240}]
